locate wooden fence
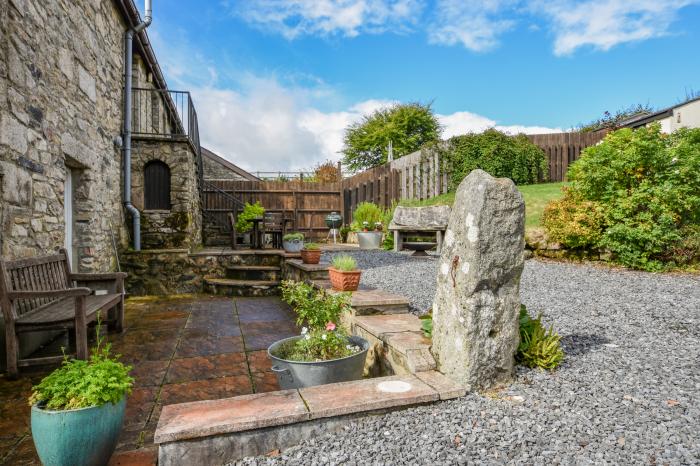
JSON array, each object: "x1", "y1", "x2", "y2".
[
  {"x1": 341, "y1": 147, "x2": 450, "y2": 223},
  {"x1": 203, "y1": 180, "x2": 342, "y2": 239},
  {"x1": 527, "y1": 131, "x2": 607, "y2": 182}
]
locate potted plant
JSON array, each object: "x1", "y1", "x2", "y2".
[
  {"x1": 236, "y1": 201, "x2": 265, "y2": 245},
  {"x1": 269, "y1": 281, "x2": 369, "y2": 389},
  {"x1": 300, "y1": 242, "x2": 322, "y2": 264},
  {"x1": 328, "y1": 254, "x2": 361, "y2": 291},
  {"x1": 283, "y1": 232, "x2": 305, "y2": 253},
  {"x1": 29, "y1": 324, "x2": 133, "y2": 466},
  {"x1": 352, "y1": 202, "x2": 384, "y2": 249}
]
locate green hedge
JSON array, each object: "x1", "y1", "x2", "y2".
[{"x1": 438, "y1": 129, "x2": 548, "y2": 188}]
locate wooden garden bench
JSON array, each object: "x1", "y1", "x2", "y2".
[{"x1": 0, "y1": 249, "x2": 126, "y2": 377}]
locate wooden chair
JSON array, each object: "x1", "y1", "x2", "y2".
[
  {"x1": 0, "y1": 249, "x2": 126, "y2": 377},
  {"x1": 261, "y1": 212, "x2": 286, "y2": 249}
]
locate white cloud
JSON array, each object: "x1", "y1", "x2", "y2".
[
  {"x1": 233, "y1": 0, "x2": 425, "y2": 39},
  {"x1": 531, "y1": 0, "x2": 699, "y2": 55},
  {"x1": 428, "y1": 0, "x2": 516, "y2": 51},
  {"x1": 438, "y1": 111, "x2": 561, "y2": 137}
]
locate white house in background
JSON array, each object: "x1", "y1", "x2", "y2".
[{"x1": 621, "y1": 96, "x2": 700, "y2": 132}]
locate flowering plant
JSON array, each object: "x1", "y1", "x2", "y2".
[{"x1": 279, "y1": 280, "x2": 359, "y2": 362}]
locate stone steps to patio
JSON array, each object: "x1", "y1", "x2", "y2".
[
  {"x1": 154, "y1": 372, "x2": 465, "y2": 465},
  {"x1": 284, "y1": 259, "x2": 331, "y2": 281},
  {"x1": 225, "y1": 264, "x2": 282, "y2": 281},
  {"x1": 204, "y1": 277, "x2": 281, "y2": 297},
  {"x1": 313, "y1": 280, "x2": 411, "y2": 315}
]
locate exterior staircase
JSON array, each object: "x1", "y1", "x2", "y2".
[{"x1": 204, "y1": 251, "x2": 283, "y2": 297}]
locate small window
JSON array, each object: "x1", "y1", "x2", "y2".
[{"x1": 144, "y1": 160, "x2": 171, "y2": 210}]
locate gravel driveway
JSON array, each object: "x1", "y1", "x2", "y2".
[{"x1": 240, "y1": 252, "x2": 700, "y2": 465}]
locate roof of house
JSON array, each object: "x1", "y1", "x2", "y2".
[
  {"x1": 201, "y1": 147, "x2": 260, "y2": 181},
  {"x1": 620, "y1": 95, "x2": 700, "y2": 128},
  {"x1": 113, "y1": 0, "x2": 169, "y2": 91}
]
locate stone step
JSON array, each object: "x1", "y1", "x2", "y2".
[
  {"x1": 350, "y1": 314, "x2": 437, "y2": 375},
  {"x1": 154, "y1": 373, "x2": 465, "y2": 465},
  {"x1": 225, "y1": 265, "x2": 281, "y2": 281},
  {"x1": 313, "y1": 280, "x2": 410, "y2": 315},
  {"x1": 284, "y1": 259, "x2": 330, "y2": 281},
  {"x1": 204, "y1": 278, "x2": 280, "y2": 297}
]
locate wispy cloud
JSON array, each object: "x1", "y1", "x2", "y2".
[
  {"x1": 531, "y1": 0, "x2": 699, "y2": 56},
  {"x1": 438, "y1": 111, "x2": 561, "y2": 138},
  {"x1": 428, "y1": 0, "x2": 516, "y2": 52},
  {"x1": 232, "y1": 0, "x2": 425, "y2": 39}
]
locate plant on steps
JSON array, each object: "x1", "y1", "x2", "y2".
[
  {"x1": 236, "y1": 201, "x2": 265, "y2": 233},
  {"x1": 278, "y1": 280, "x2": 358, "y2": 361},
  {"x1": 331, "y1": 254, "x2": 357, "y2": 271},
  {"x1": 517, "y1": 305, "x2": 564, "y2": 370},
  {"x1": 419, "y1": 313, "x2": 432, "y2": 338},
  {"x1": 283, "y1": 232, "x2": 304, "y2": 242}
]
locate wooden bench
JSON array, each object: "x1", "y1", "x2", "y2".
[{"x1": 0, "y1": 249, "x2": 126, "y2": 377}]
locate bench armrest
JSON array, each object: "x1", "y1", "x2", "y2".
[
  {"x1": 7, "y1": 287, "x2": 92, "y2": 299},
  {"x1": 70, "y1": 272, "x2": 127, "y2": 281}
]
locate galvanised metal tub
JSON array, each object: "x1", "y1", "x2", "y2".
[{"x1": 268, "y1": 335, "x2": 369, "y2": 389}]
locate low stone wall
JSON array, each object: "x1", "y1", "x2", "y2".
[{"x1": 525, "y1": 229, "x2": 610, "y2": 261}]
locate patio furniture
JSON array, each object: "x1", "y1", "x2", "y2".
[
  {"x1": 389, "y1": 205, "x2": 451, "y2": 254},
  {"x1": 259, "y1": 212, "x2": 287, "y2": 249},
  {"x1": 0, "y1": 249, "x2": 126, "y2": 377}
]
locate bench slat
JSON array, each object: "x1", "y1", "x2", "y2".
[{"x1": 16, "y1": 294, "x2": 122, "y2": 325}]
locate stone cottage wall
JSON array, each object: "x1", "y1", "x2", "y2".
[
  {"x1": 0, "y1": 0, "x2": 129, "y2": 271},
  {"x1": 131, "y1": 139, "x2": 202, "y2": 250},
  {"x1": 202, "y1": 153, "x2": 249, "y2": 181}
]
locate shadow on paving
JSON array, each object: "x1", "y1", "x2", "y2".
[{"x1": 0, "y1": 295, "x2": 298, "y2": 466}]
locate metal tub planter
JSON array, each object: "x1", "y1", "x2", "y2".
[
  {"x1": 268, "y1": 335, "x2": 369, "y2": 389},
  {"x1": 31, "y1": 397, "x2": 126, "y2": 466},
  {"x1": 356, "y1": 231, "x2": 383, "y2": 249}
]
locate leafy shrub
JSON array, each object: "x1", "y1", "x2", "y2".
[
  {"x1": 29, "y1": 325, "x2": 134, "y2": 410},
  {"x1": 439, "y1": 129, "x2": 548, "y2": 188},
  {"x1": 419, "y1": 314, "x2": 432, "y2": 338},
  {"x1": 236, "y1": 202, "x2": 265, "y2": 233},
  {"x1": 283, "y1": 232, "x2": 304, "y2": 242},
  {"x1": 303, "y1": 242, "x2": 320, "y2": 250},
  {"x1": 381, "y1": 201, "x2": 397, "y2": 250},
  {"x1": 541, "y1": 189, "x2": 605, "y2": 248},
  {"x1": 663, "y1": 225, "x2": 700, "y2": 267},
  {"x1": 310, "y1": 160, "x2": 341, "y2": 182},
  {"x1": 517, "y1": 305, "x2": 564, "y2": 370},
  {"x1": 339, "y1": 225, "x2": 351, "y2": 243},
  {"x1": 351, "y1": 202, "x2": 384, "y2": 231},
  {"x1": 331, "y1": 254, "x2": 358, "y2": 271},
  {"x1": 544, "y1": 125, "x2": 700, "y2": 270},
  {"x1": 278, "y1": 281, "x2": 357, "y2": 362}
]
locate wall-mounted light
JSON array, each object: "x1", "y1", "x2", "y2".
[{"x1": 677, "y1": 112, "x2": 682, "y2": 123}]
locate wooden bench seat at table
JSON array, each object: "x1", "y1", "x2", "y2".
[{"x1": 0, "y1": 249, "x2": 126, "y2": 377}]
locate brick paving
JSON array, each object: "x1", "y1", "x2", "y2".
[{"x1": 0, "y1": 295, "x2": 298, "y2": 465}]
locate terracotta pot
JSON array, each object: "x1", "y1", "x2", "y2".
[
  {"x1": 328, "y1": 267, "x2": 361, "y2": 291},
  {"x1": 300, "y1": 249, "x2": 321, "y2": 264}
]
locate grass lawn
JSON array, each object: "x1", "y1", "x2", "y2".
[{"x1": 398, "y1": 182, "x2": 567, "y2": 231}]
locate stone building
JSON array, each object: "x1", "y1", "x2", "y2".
[
  {"x1": 0, "y1": 0, "x2": 203, "y2": 268},
  {"x1": 202, "y1": 147, "x2": 259, "y2": 182},
  {"x1": 0, "y1": 0, "x2": 204, "y2": 366}
]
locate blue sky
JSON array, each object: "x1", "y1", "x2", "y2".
[{"x1": 147, "y1": 0, "x2": 700, "y2": 171}]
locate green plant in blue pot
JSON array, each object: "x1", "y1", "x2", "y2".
[{"x1": 29, "y1": 323, "x2": 134, "y2": 466}]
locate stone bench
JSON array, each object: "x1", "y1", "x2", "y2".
[{"x1": 388, "y1": 205, "x2": 450, "y2": 253}]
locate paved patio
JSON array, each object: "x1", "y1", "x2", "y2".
[{"x1": 0, "y1": 295, "x2": 298, "y2": 465}]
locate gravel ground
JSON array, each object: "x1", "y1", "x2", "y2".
[{"x1": 239, "y1": 252, "x2": 700, "y2": 465}]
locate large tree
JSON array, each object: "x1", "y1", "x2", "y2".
[{"x1": 342, "y1": 102, "x2": 441, "y2": 172}]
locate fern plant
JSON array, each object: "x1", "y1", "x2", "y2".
[{"x1": 517, "y1": 305, "x2": 564, "y2": 370}]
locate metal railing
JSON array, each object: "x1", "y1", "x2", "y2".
[{"x1": 131, "y1": 87, "x2": 206, "y2": 206}]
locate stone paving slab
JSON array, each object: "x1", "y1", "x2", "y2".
[
  {"x1": 353, "y1": 314, "x2": 423, "y2": 337},
  {"x1": 299, "y1": 374, "x2": 438, "y2": 420},
  {"x1": 154, "y1": 390, "x2": 308, "y2": 443},
  {"x1": 415, "y1": 370, "x2": 467, "y2": 400},
  {"x1": 286, "y1": 259, "x2": 330, "y2": 272}
]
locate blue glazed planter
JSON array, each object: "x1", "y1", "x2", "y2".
[
  {"x1": 31, "y1": 396, "x2": 126, "y2": 466},
  {"x1": 283, "y1": 239, "x2": 304, "y2": 253}
]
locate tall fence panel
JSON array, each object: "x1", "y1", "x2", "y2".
[
  {"x1": 526, "y1": 131, "x2": 607, "y2": 182},
  {"x1": 203, "y1": 180, "x2": 342, "y2": 239}
]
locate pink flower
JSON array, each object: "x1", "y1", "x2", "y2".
[{"x1": 325, "y1": 322, "x2": 336, "y2": 331}]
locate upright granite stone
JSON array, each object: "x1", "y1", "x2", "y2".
[{"x1": 431, "y1": 169, "x2": 525, "y2": 391}]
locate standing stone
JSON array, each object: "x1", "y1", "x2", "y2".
[{"x1": 431, "y1": 169, "x2": 525, "y2": 391}]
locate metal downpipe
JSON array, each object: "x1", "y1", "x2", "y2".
[{"x1": 122, "y1": 0, "x2": 152, "y2": 251}]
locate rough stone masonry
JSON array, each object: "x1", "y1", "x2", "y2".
[{"x1": 431, "y1": 169, "x2": 525, "y2": 391}]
